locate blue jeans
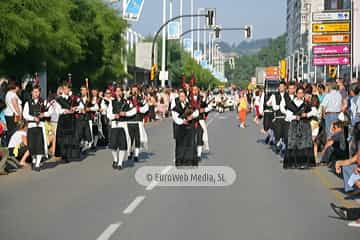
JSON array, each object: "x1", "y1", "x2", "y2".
[
  {"x1": 343, "y1": 164, "x2": 357, "y2": 192},
  {"x1": 324, "y1": 113, "x2": 339, "y2": 138}
]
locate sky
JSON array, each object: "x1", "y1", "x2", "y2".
[{"x1": 129, "y1": 0, "x2": 286, "y2": 44}]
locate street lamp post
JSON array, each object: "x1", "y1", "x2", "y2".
[
  {"x1": 161, "y1": 0, "x2": 167, "y2": 87},
  {"x1": 191, "y1": 0, "x2": 194, "y2": 58}
]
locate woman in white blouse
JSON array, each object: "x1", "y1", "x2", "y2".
[{"x1": 4, "y1": 81, "x2": 22, "y2": 138}]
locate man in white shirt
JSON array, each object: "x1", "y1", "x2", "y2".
[{"x1": 321, "y1": 82, "x2": 343, "y2": 138}]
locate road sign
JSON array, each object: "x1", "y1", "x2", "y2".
[
  {"x1": 265, "y1": 66, "x2": 279, "y2": 79},
  {"x1": 194, "y1": 50, "x2": 202, "y2": 61},
  {"x1": 313, "y1": 11, "x2": 350, "y2": 22},
  {"x1": 200, "y1": 60, "x2": 208, "y2": 68},
  {"x1": 159, "y1": 70, "x2": 168, "y2": 81},
  {"x1": 312, "y1": 34, "x2": 350, "y2": 44},
  {"x1": 168, "y1": 21, "x2": 180, "y2": 40},
  {"x1": 313, "y1": 45, "x2": 350, "y2": 55},
  {"x1": 183, "y1": 38, "x2": 192, "y2": 53},
  {"x1": 123, "y1": 0, "x2": 144, "y2": 22},
  {"x1": 312, "y1": 23, "x2": 350, "y2": 33},
  {"x1": 313, "y1": 56, "x2": 350, "y2": 65}
]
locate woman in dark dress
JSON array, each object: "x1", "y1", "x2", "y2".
[{"x1": 283, "y1": 87, "x2": 316, "y2": 169}]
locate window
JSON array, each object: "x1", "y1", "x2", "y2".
[{"x1": 324, "y1": 0, "x2": 351, "y2": 9}]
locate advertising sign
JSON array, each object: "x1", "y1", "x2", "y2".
[
  {"x1": 312, "y1": 34, "x2": 350, "y2": 44},
  {"x1": 123, "y1": 0, "x2": 145, "y2": 22},
  {"x1": 313, "y1": 56, "x2": 350, "y2": 65},
  {"x1": 312, "y1": 23, "x2": 350, "y2": 33},
  {"x1": 313, "y1": 45, "x2": 350, "y2": 55},
  {"x1": 313, "y1": 11, "x2": 350, "y2": 22}
]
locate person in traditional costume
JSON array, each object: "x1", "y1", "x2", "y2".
[
  {"x1": 90, "y1": 88, "x2": 102, "y2": 150},
  {"x1": 55, "y1": 82, "x2": 80, "y2": 162},
  {"x1": 23, "y1": 85, "x2": 52, "y2": 171},
  {"x1": 266, "y1": 81, "x2": 288, "y2": 153},
  {"x1": 107, "y1": 86, "x2": 135, "y2": 170},
  {"x1": 171, "y1": 90, "x2": 199, "y2": 167},
  {"x1": 98, "y1": 88, "x2": 113, "y2": 146},
  {"x1": 283, "y1": 87, "x2": 316, "y2": 169},
  {"x1": 189, "y1": 86, "x2": 212, "y2": 162},
  {"x1": 127, "y1": 85, "x2": 149, "y2": 163},
  {"x1": 74, "y1": 86, "x2": 94, "y2": 152}
]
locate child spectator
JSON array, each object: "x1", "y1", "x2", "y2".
[{"x1": 7, "y1": 121, "x2": 30, "y2": 168}]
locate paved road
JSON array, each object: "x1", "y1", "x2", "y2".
[{"x1": 0, "y1": 111, "x2": 359, "y2": 240}]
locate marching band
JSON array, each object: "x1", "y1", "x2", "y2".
[{"x1": 3, "y1": 74, "x2": 213, "y2": 172}]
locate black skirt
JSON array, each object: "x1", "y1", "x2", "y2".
[
  {"x1": 283, "y1": 120, "x2": 315, "y2": 169},
  {"x1": 196, "y1": 125, "x2": 204, "y2": 146},
  {"x1": 128, "y1": 123, "x2": 140, "y2": 148},
  {"x1": 263, "y1": 112, "x2": 274, "y2": 131},
  {"x1": 272, "y1": 118, "x2": 287, "y2": 142},
  {"x1": 27, "y1": 127, "x2": 45, "y2": 155},
  {"x1": 55, "y1": 114, "x2": 80, "y2": 159},
  {"x1": 175, "y1": 124, "x2": 197, "y2": 166},
  {"x1": 76, "y1": 119, "x2": 92, "y2": 142},
  {"x1": 109, "y1": 127, "x2": 127, "y2": 150}
]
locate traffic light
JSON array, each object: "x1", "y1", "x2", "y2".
[
  {"x1": 329, "y1": 65, "x2": 337, "y2": 79},
  {"x1": 206, "y1": 9, "x2": 215, "y2": 27},
  {"x1": 214, "y1": 26, "x2": 221, "y2": 39},
  {"x1": 244, "y1": 25, "x2": 253, "y2": 39},
  {"x1": 150, "y1": 64, "x2": 157, "y2": 81}
]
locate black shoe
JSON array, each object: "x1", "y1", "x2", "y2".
[
  {"x1": 265, "y1": 136, "x2": 270, "y2": 144},
  {"x1": 118, "y1": 165, "x2": 123, "y2": 170},
  {"x1": 197, "y1": 156, "x2": 201, "y2": 162},
  {"x1": 34, "y1": 166, "x2": 41, "y2": 172},
  {"x1": 112, "y1": 162, "x2": 117, "y2": 169},
  {"x1": 128, "y1": 154, "x2": 133, "y2": 161},
  {"x1": 134, "y1": 157, "x2": 139, "y2": 162},
  {"x1": 330, "y1": 203, "x2": 348, "y2": 220}
]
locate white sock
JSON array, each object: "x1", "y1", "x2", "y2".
[
  {"x1": 93, "y1": 136, "x2": 99, "y2": 147},
  {"x1": 197, "y1": 146, "x2": 202, "y2": 157},
  {"x1": 35, "y1": 155, "x2": 42, "y2": 168},
  {"x1": 134, "y1": 148, "x2": 140, "y2": 157},
  {"x1": 111, "y1": 150, "x2": 118, "y2": 163},
  {"x1": 32, "y1": 157, "x2": 36, "y2": 164},
  {"x1": 117, "y1": 151, "x2": 125, "y2": 167}
]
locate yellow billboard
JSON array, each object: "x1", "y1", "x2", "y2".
[{"x1": 312, "y1": 23, "x2": 350, "y2": 33}]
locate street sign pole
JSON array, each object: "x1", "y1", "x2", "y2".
[{"x1": 351, "y1": 0, "x2": 354, "y2": 81}]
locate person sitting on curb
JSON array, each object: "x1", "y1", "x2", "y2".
[{"x1": 320, "y1": 121, "x2": 348, "y2": 168}]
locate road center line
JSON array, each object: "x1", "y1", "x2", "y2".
[
  {"x1": 123, "y1": 196, "x2": 146, "y2": 215},
  {"x1": 96, "y1": 222, "x2": 122, "y2": 240}
]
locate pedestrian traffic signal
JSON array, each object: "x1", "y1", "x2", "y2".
[
  {"x1": 206, "y1": 9, "x2": 215, "y2": 27},
  {"x1": 150, "y1": 64, "x2": 157, "y2": 81},
  {"x1": 329, "y1": 65, "x2": 337, "y2": 79},
  {"x1": 244, "y1": 25, "x2": 253, "y2": 39}
]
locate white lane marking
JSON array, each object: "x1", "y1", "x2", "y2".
[
  {"x1": 146, "y1": 165, "x2": 173, "y2": 191},
  {"x1": 96, "y1": 222, "x2": 122, "y2": 240},
  {"x1": 123, "y1": 196, "x2": 146, "y2": 215}
]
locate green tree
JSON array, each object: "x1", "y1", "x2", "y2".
[{"x1": 226, "y1": 34, "x2": 286, "y2": 87}]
